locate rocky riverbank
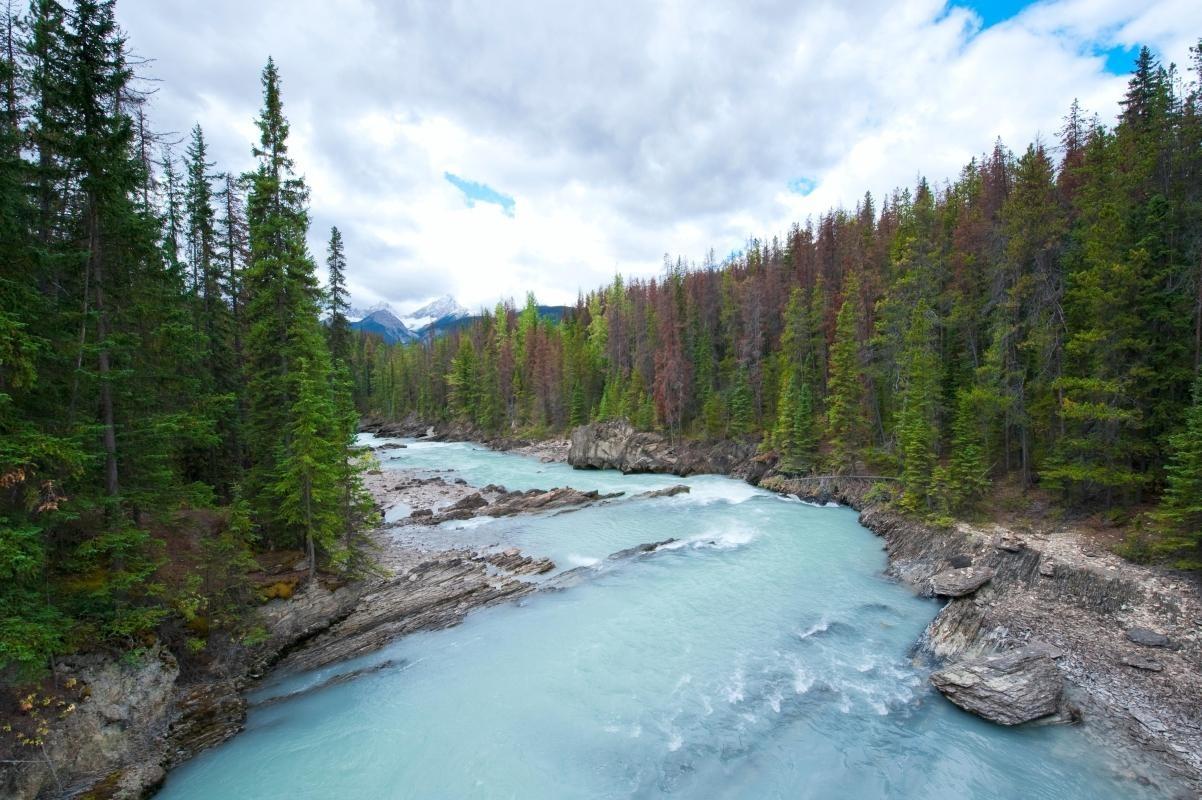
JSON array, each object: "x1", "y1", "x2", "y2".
[
  {"x1": 559, "y1": 420, "x2": 1202, "y2": 793},
  {"x1": 2, "y1": 439, "x2": 583, "y2": 800},
  {"x1": 368, "y1": 419, "x2": 1202, "y2": 792}
]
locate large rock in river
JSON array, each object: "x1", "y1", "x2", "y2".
[
  {"x1": 929, "y1": 647, "x2": 1063, "y2": 725},
  {"x1": 568, "y1": 420, "x2": 757, "y2": 477}
]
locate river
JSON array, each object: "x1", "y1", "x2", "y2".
[{"x1": 155, "y1": 437, "x2": 1162, "y2": 799}]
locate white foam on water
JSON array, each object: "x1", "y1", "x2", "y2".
[
  {"x1": 684, "y1": 523, "x2": 757, "y2": 551},
  {"x1": 443, "y1": 516, "x2": 496, "y2": 530},
  {"x1": 724, "y1": 667, "x2": 746, "y2": 704},
  {"x1": 667, "y1": 731, "x2": 683, "y2": 752},
  {"x1": 679, "y1": 479, "x2": 764, "y2": 506},
  {"x1": 798, "y1": 617, "x2": 831, "y2": 639},
  {"x1": 566, "y1": 553, "x2": 601, "y2": 568}
]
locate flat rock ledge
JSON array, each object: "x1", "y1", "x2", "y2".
[
  {"x1": 929, "y1": 647, "x2": 1063, "y2": 726},
  {"x1": 929, "y1": 565, "x2": 996, "y2": 598},
  {"x1": 415, "y1": 486, "x2": 624, "y2": 525}
]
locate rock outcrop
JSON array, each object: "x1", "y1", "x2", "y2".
[
  {"x1": 929, "y1": 566, "x2": 996, "y2": 598},
  {"x1": 640, "y1": 484, "x2": 691, "y2": 498},
  {"x1": 930, "y1": 647, "x2": 1063, "y2": 725},
  {"x1": 417, "y1": 486, "x2": 624, "y2": 525},
  {"x1": 568, "y1": 420, "x2": 758, "y2": 477},
  {"x1": 275, "y1": 554, "x2": 535, "y2": 674}
]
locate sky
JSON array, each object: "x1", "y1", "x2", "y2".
[{"x1": 118, "y1": 0, "x2": 1201, "y2": 315}]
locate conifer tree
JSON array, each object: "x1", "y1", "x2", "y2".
[
  {"x1": 242, "y1": 58, "x2": 347, "y2": 559},
  {"x1": 826, "y1": 278, "x2": 868, "y2": 473},
  {"x1": 897, "y1": 300, "x2": 940, "y2": 510},
  {"x1": 1156, "y1": 373, "x2": 1202, "y2": 549},
  {"x1": 773, "y1": 369, "x2": 817, "y2": 472},
  {"x1": 326, "y1": 225, "x2": 351, "y2": 365}
]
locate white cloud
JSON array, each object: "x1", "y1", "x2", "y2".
[{"x1": 119, "y1": 0, "x2": 1202, "y2": 312}]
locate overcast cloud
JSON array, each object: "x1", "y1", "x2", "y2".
[{"x1": 117, "y1": 0, "x2": 1202, "y2": 314}]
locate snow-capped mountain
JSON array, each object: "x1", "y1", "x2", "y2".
[
  {"x1": 345, "y1": 301, "x2": 394, "y2": 323},
  {"x1": 348, "y1": 308, "x2": 417, "y2": 344},
  {"x1": 401, "y1": 295, "x2": 469, "y2": 332}
]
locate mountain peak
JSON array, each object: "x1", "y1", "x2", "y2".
[{"x1": 403, "y1": 295, "x2": 469, "y2": 332}]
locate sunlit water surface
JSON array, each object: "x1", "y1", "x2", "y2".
[{"x1": 156, "y1": 437, "x2": 1165, "y2": 799}]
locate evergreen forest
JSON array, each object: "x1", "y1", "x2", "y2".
[
  {"x1": 0, "y1": 1, "x2": 373, "y2": 678},
  {"x1": 357, "y1": 44, "x2": 1202, "y2": 558}
]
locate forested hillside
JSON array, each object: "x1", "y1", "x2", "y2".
[
  {"x1": 357, "y1": 45, "x2": 1202, "y2": 556},
  {"x1": 0, "y1": 1, "x2": 372, "y2": 679}
]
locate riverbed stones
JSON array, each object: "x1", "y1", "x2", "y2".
[
  {"x1": 1126, "y1": 627, "x2": 1172, "y2": 648},
  {"x1": 1121, "y1": 654, "x2": 1165, "y2": 672},
  {"x1": 484, "y1": 548, "x2": 554, "y2": 575},
  {"x1": 929, "y1": 647, "x2": 1063, "y2": 725},
  {"x1": 929, "y1": 566, "x2": 995, "y2": 598},
  {"x1": 447, "y1": 492, "x2": 489, "y2": 512}
]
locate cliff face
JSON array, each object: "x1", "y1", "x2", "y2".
[
  {"x1": 1, "y1": 582, "x2": 365, "y2": 800},
  {"x1": 567, "y1": 420, "x2": 766, "y2": 480}
]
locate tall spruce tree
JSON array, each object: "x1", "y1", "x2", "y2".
[
  {"x1": 1156, "y1": 372, "x2": 1202, "y2": 551},
  {"x1": 897, "y1": 300, "x2": 940, "y2": 510},
  {"x1": 325, "y1": 225, "x2": 351, "y2": 365},
  {"x1": 826, "y1": 277, "x2": 868, "y2": 473},
  {"x1": 242, "y1": 58, "x2": 346, "y2": 569}
]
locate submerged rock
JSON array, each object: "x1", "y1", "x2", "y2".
[
  {"x1": 929, "y1": 647, "x2": 1063, "y2": 725},
  {"x1": 929, "y1": 566, "x2": 995, "y2": 598},
  {"x1": 640, "y1": 484, "x2": 691, "y2": 498}
]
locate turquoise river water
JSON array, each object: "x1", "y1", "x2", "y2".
[{"x1": 155, "y1": 437, "x2": 1166, "y2": 799}]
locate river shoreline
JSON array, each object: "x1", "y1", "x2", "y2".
[
  {"x1": 364, "y1": 417, "x2": 1202, "y2": 793},
  {"x1": 8, "y1": 421, "x2": 1200, "y2": 797},
  {"x1": 559, "y1": 419, "x2": 1202, "y2": 795},
  {"x1": 3, "y1": 437, "x2": 588, "y2": 799}
]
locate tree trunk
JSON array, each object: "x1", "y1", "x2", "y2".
[{"x1": 90, "y1": 199, "x2": 119, "y2": 498}]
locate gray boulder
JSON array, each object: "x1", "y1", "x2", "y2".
[
  {"x1": 930, "y1": 566, "x2": 996, "y2": 598},
  {"x1": 641, "y1": 484, "x2": 691, "y2": 499},
  {"x1": 1125, "y1": 627, "x2": 1172, "y2": 648},
  {"x1": 930, "y1": 647, "x2": 1063, "y2": 725}
]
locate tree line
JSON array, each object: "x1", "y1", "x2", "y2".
[
  {"x1": 0, "y1": 0, "x2": 371, "y2": 678},
  {"x1": 357, "y1": 44, "x2": 1202, "y2": 556}
]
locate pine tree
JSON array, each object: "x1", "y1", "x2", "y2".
[
  {"x1": 447, "y1": 335, "x2": 478, "y2": 421},
  {"x1": 826, "y1": 278, "x2": 867, "y2": 473},
  {"x1": 1156, "y1": 373, "x2": 1202, "y2": 550},
  {"x1": 326, "y1": 225, "x2": 351, "y2": 365},
  {"x1": 728, "y1": 368, "x2": 755, "y2": 436},
  {"x1": 242, "y1": 58, "x2": 348, "y2": 559},
  {"x1": 773, "y1": 368, "x2": 817, "y2": 472},
  {"x1": 933, "y1": 387, "x2": 991, "y2": 515},
  {"x1": 274, "y1": 357, "x2": 344, "y2": 580},
  {"x1": 897, "y1": 300, "x2": 940, "y2": 510}
]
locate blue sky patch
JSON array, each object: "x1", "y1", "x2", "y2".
[
  {"x1": 958, "y1": 0, "x2": 1033, "y2": 29},
  {"x1": 788, "y1": 177, "x2": 818, "y2": 196},
  {"x1": 1098, "y1": 43, "x2": 1139, "y2": 76},
  {"x1": 954, "y1": 2, "x2": 1143, "y2": 76},
  {"x1": 444, "y1": 172, "x2": 516, "y2": 216}
]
